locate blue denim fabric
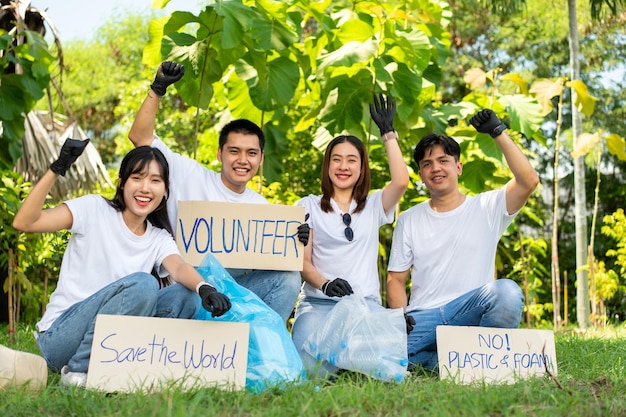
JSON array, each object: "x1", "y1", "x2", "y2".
[
  {"x1": 227, "y1": 268, "x2": 301, "y2": 323},
  {"x1": 37, "y1": 272, "x2": 198, "y2": 373},
  {"x1": 406, "y1": 279, "x2": 523, "y2": 370}
]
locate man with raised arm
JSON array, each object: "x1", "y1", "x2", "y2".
[
  {"x1": 128, "y1": 62, "x2": 308, "y2": 323},
  {"x1": 387, "y1": 109, "x2": 539, "y2": 371}
]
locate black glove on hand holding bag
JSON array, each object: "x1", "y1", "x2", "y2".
[
  {"x1": 321, "y1": 278, "x2": 354, "y2": 297},
  {"x1": 404, "y1": 313, "x2": 416, "y2": 335},
  {"x1": 150, "y1": 61, "x2": 185, "y2": 97},
  {"x1": 198, "y1": 284, "x2": 231, "y2": 318},
  {"x1": 50, "y1": 138, "x2": 90, "y2": 176}
]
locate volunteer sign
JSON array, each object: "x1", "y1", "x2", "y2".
[
  {"x1": 436, "y1": 326, "x2": 557, "y2": 384},
  {"x1": 87, "y1": 315, "x2": 249, "y2": 392},
  {"x1": 176, "y1": 201, "x2": 305, "y2": 270}
]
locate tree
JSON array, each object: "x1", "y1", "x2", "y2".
[
  {"x1": 0, "y1": 1, "x2": 53, "y2": 169},
  {"x1": 477, "y1": 0, "x2": 625, "y2": 328},
  {"x1": 146, "y1": 0, "x2": 453, "y2": 183}
]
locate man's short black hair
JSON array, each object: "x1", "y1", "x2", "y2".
[
  {"x1": 219, "y1": 119, "x2": 265, "y2": 151},
  {"x1": 413, "y1": 133, "x2": 461, "y2": 166}
]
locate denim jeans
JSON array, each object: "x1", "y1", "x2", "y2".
[
  {"x1": 227, "y1": 268, "x2": 301, "y2": 322},
  {"x1": 291, "y1": 295, "x2": 382, "y2": 378},
  {"x1": 36, "y1": 272, "x2": 199, "y2": 373},
  {"x1": 406, "y1": 279, "x2": 523, "y2": 371}
]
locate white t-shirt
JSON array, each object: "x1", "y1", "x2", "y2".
[
  {"x1": 388, "y1": 187, "x2": 517, "y2": 311},
  {"x1": 297, "y1": 190, "x2": 394, "y2": 302},
  {"x1": 36, "y1": 195, "x2": 180, "y2": 332},
  {"x1": 152, "y1": 137, "x2": 268, "y2": 234}
]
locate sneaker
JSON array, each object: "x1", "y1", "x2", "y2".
[
  {"x1": 0, "y1": 344, "x2": 48, "y2": 391},
  {"x1": 60, "y1": 365, "x2": 87, "y2": 388}
]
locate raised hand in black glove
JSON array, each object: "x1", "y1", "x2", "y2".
[
  {"x1": 369, "y1": 93, "x2": 396, "y2": 135},
  {"x1": 50, "y1": 138, "x2": 90, "y2": 176},
  {"x1": 469, "y1": 109, "x2": 507, "y2": 138},
  {"x1": 321, "y1": 278, "x2": 353, "y2": 297},
  {"x1": 150, "y1": 61, "x2": 185, "y2": 97},
  {"x1": 297, "y1": 213, "x2": 310, "y2": 246},
  {"x1": 404, "y1": 313, "x2": 416, "y2": 335},
  {"x1": 198, "y1": 284, "x2": 231, "y2": 317}
]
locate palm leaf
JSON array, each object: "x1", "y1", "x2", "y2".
[{"x1": 15, "y1": 111, "x2": 112, "y2": 202}]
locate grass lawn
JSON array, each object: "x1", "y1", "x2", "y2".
[{"x1": 1, "y1": 323, "x2": 626, "y2": 417}]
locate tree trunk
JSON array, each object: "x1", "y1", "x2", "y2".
[
  {"x1": 588, "y1": 151, "x2": 602, "y2": 327},
  {"x1": 8, "y1": 248, "x2": 15, "y2": 344},
  {"x1": 551, "y1": 85, "x2": 565, "y2": 330},
  {"x1": 568, "y1": 0, "x2": 591, "y2": 329}
]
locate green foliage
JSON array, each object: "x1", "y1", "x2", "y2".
[
  {"x1": 602, "y1": 208, "x2": 626, "y2": 277},
  {"x1": 43, "y1": 12, "x2": 154, "y2": 165},
  {"x1": 0, "y1": 171, "x2": 26, "y2": 270},
  {"x1": 4, "y1": 322, "x2": 626, "y2": 416},
  {"x1": 0, "y1": 171, "x2": 67, "y2": 323},
  {"x1": 146, "y1": 0, "x2": 452, "y2": 182},
  {"x1": 590, "y1": 260, "x2": 619, "y2": 302},
  {"x1": 0, "y1": 29, "x2": 54, "y2": 169},
  {"x1": 508, "y1": 234, "x2": 551, "y2": 326}
]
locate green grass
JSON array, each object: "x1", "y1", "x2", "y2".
[{"x1": 2, "y1": 323, "x2": 626, "y2": 417}]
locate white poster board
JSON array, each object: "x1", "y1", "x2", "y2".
[
  {"x1": 87, "y1": 315, "x2": 249, "y2": 392},
  {"x1": 436, "y1": 326, "x2": 557, "y2": 384},
  {"x1": 176, "y1": 201, "x2": 305, "y2": 270}
]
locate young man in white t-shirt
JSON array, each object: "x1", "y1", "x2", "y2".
[
  {"x1": 387, "y1": 109, "x2": 539, "y2": 371},
  {"x1": 128, "y1": 62, "x2": 307, "y2": 323}
]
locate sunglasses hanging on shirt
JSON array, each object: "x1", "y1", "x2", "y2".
[{"x1": 342, "y1": 213, "x2": 354, "y2": 241}]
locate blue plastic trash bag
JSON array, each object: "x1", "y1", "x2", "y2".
[
  {"x1": 303, "y1": 295, "x2": 408, "y2": 382},
  {"x1": 195, "y1": 253, "x2": 305, "y2": 393}
]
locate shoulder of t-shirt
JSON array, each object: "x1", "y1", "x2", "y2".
[
  {"x1": 65, "y1": 194, "x2": 107, "y2": 211},
  {"x1": 295, "y1": 194, "x2": 321, "y2": 207},
  {"x1": 243, "y1": 188, "x2": 270, "y2": 204}
]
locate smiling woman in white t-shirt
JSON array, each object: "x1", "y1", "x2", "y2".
[
  {"x1": 12, "y1": 141, "x2": 231, "y2": 388},
  {"x1": 291, "y1": 94, "x2": 409, "y2": 378}
]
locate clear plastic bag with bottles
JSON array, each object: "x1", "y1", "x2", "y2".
[{"x1": 303, "y1": 295, "x2": 408, "y2": 382}]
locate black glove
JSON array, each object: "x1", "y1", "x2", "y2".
[
  {"x1": 321, "y1": 278, "x2": 353, "y2": 297},
  {"x1": 369, "y1": 93, "x2": 396, "y2": 135},
  {"x1": 469, "y1": 109, "x2": 507, "y2": 138},
  {"x1": 50, "y1": 138, "x2": 90, "y2": 176},
  {"x1": 150, "y1": 61, "x2": 185, "y2": 96},
  {"x1": 198, "y1": 284, "x2": 231, "y2": 318},
  {"x1": 297, "y1": 213, "x2": 310, "y2": 246},
  {"x1": 404, "y1": 313, "x2": 416, "y2": 335}
]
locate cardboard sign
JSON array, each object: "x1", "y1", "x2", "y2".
[
  {"x1": 436, "y1": 326, "x2": 557, "y2": 384},
  {"x1": 176, "y1": 201, "x2": 305, "y2": 270},
  {"x1": 87, "y1": 315, "x2": 249, "y2": 392}
]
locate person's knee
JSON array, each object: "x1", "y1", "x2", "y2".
[
  {"x1": 157, "y1": 284, "x2": 199, "y2": 319},
  {"x1": 490, "y1": 279, "x2": 523, "y2": 326},
  {"x1": 122, "y1": 273, "x2": 160, "y2": 301},
  {"x1": 494, "y1": 279, "x2": 524, "y2": 303}
]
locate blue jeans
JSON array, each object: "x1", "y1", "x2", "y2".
[
  {"x1": 36, "y1": 272, "x2": 199, "y2": 373},
  {"x1": 291, "y1": 295, "x2": 382, "y2": 378},
  {"x1": 227, "y1": 268, "x2": 300, "y2": 323},
  {"x1": 406, "y1": 279, "x2": 523, "y2": 371}
]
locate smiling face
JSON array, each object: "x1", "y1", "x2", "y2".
[
  {"x1": 417, "y1": 144, "x2": 462, "y2": 197},
  {"x1": 217, "y1": 132, "x2": 264, "y2": 193},
  {"x1": 328, "y1": 141, "x2": 362, "y2": 192},
  {"x1": 121, "y1": 159, "x2": 167, "y2": 223}
]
